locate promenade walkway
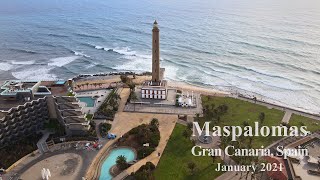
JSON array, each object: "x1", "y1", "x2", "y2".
[
  {"x1": 282, "y1": 110, "x2": 293, "y2": 123},
  {"x1": 117, "y1": 88, "x2": 130, "y2": 112}
]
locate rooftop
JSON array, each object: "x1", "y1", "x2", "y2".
[
  {"x1": 0, "y1": 80, "x2": 68, "y2": 113},
  {"x1": 0, "y1": 80, "x2": 39, "y2": 96},
  {"x1": 142, "y1": 80, "x2": 167, "y2": 88},
  {"x1": 40, "y1": 81, "x2": 68, "y2": 96}
]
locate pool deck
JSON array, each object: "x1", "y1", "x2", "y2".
[
  {"x1": 76, "y1": 89, "x2": 111, "y2": 114},
  {"x1": 85, "y1": 112, "x2": 178, "y2": 180}
]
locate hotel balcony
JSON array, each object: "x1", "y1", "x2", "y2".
[
  {"x1": 10, "y1": 123, "x2": 18, "y2": 129},
  {"x1": 64, "y1": 116, "x2": 87, "y2": 124},
  {"x1": 18, "y1": 121, "x2": 26, "y2": 127},
  {"x1": 55, "y1": 96, "x2": 77, "y2": 104},
  {"x1": 57, "y1": 103, "x2": 81, "y2": 110},
  {"x1": 5, "y1": 130, "x2": 11, "y2": 137},
  {"x1": 2, "y1": 121, "x2": 8, "y2": 127},
  {"x1": 61, "y1": 110, "x2": 82, "y2": 117}
]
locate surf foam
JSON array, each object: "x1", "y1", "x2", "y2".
[
  {"x1": 11, "y1": 60, "x2": 35, "y2": 65},
  {"x1": 48, "y1": 56, "x2": 79, "y2": 67},
  {"x1": 0, "y1": 62, "x2": 13, "y2": 71},
  {"x1": 11, "y1": 66, "x2": 57, "y2": 80},
  {"x1": 73, "y1": 51, "x2": 90, "y2": 58}
]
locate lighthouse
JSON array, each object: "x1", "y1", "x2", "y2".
[
  {"x1": 141, "y1": 21, "x2": 167, "y2": 100},
  {"x1": 152, "y1": 20, "x2": 160, "y2": 85}
]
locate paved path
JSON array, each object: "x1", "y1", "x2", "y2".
[
  {"x1": 282, "y1": 110, "x2": 293, "y2": 123},
  {"x1": 124, "y1": 103, "x2": 202, "y2": 115},
  {"x1": 118, "y1": 88, "x2": 130, "y2": 112}
]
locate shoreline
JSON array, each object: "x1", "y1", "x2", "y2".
[
  {"x1": 0, "y1": 72, "x2": 318, "y2": 116},
  {"x1": 74, "y1": 73, "x2": 319, "y2": 117}
]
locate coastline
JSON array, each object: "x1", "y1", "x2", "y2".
[
  {"x1": 0, "y1": 72, "x2": 318, "y2": 116},
  {"x1": 71, "y1": 73, "x2": 319, "y2": 116}
]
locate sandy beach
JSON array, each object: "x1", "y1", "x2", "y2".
[
  {"x1": 73, "y1": 74, "x2": 229, "y2": 96},
  {"x1": 167, "y1": 80, "x2": 229, "y2": 96}
]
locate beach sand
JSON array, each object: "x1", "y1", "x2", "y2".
[
  {"x1": 167, "y1": 80, "x2": 229, "y2": 96},
  {"x1": 73, "y1": 74, "x2": 229, "y2": 96},
  {"x1": 131, "y1": 75, "x2": 229, "y2": 96}
]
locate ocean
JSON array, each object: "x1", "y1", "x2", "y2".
[{"x1": 0, "y1": 0, "x2": 319, "y2": 114}]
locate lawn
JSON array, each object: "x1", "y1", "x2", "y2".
[
  {"x1": 289, "y1": 114, "x2": 319, "y2": 133},
  {"x1": 154, "y1": 124, "x2": 224, "y2": 180},
  {"x1": 200, "y1": 96, "x2": 285, "y2": 148}
]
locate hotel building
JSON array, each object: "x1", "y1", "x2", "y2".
[{"x1": 0, "y1": 80, "x2": 90, "y2": 148}]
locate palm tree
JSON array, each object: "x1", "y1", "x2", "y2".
[
  {"x1": 259, "y1": 112, "x2": 265, "y2": 124},
  {"x1": 85, "y1": 82, "x2": 89, "y2": 89},
  {"x1": 220, "y1": 136, "x2": 228, "y2": 162},
  {"x1": 116, "y1": 155, "x2": 128, "y2": 170},
  {"x1": 128, "y1": 83, "x2": 135, "y2": 92},
  {"x1": 131, "y1": 92, "x2": 138, "y2": 111}
]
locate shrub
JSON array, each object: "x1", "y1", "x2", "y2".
[
  {"x1": 149, "y1": 133, "x2": 160, "y2": 147},
  {"x1": 182, "y1": 128, "x2": 192, "y2": 138},
  {"x1": 99, "y1": 123, "x2": 112, "y2": 137},
  {"x1": 187, "y1": 161, "x2": 196, "y2": 175},
  {"x1": 128, "y1": 162, "x2": 155, "y2": 180},
  {"x1": 138, "y1": 147, "x2": 155, "y2": 159},
  {"x1": 85, "y1": 114, "x2": 93, "y2": 120},
  {"x1": 151, "y1": 118, "x2": 159, "y2": 128}
]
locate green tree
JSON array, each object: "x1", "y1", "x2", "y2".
[
  {"x1": 151, "y1": 118, "x2": 159, "y2": 128},
  {"x1": 187, "y1": 161, "x2": 196, "y2": 175},
  {"x1": 220, "y1": 136, "x2": 229, "y2": 161},
  {"x1": 128, "y1": 83, "x2": 135, "y2": 92},
  {"x1": 187, "y1": 122, "x2": 193, "y2": 130},
  {"x1": 116, "y1": 155, "x2": 128, "y2": 170},
  {"x1": 130, "y1": 91, "x2": 138, "y2": 111},
  {"x1": 182, "y1": 128, "x2": 192, "y2": 139},
  {"x1": 259, "y1": 112, "x2": 265, "y2": 124}
]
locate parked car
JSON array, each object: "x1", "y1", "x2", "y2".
[{"x1": 107, "y1": 133, "x2": 117, "y2": 139}]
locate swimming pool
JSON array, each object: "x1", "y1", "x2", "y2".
[
  {"x1": 77, "y1": 96, "x2": 95, "y2": 107},
  {"x1": 99, "y1": 148, "x2": 135, "y2": 180}
]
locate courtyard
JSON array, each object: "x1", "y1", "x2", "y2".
[{"x1": 20, "y1": 153, "x2": 83, "y2": 180}]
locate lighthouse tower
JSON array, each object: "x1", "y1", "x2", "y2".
[
  {"x1": 141, "y1": 21, "x2": 167, "y2": 100},
  {"x1": 152, "y1": 20, "x2": 160, "y2": 84}
]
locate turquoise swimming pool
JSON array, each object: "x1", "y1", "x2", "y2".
[
  {"x1": 99, "y1": 148, "x2": 135, "y2": 180},
  {"x1": 78, "y1": 96, "x2": 95, "y2": 107}
]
